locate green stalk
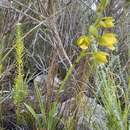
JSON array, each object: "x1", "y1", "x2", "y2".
[
  {"x1": 59, "y1": 50, "x2": 87, "y2": 92},
  {"x1": 14, "y1": 23, "x2": 28, "y2": 123}
]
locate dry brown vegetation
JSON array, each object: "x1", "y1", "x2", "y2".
[{"x1": 0, "y1": 0, "x2": 130, "y2": 130}]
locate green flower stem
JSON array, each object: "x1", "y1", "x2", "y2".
[{"x1": 59, "y1": 50, "x2": 87, "y2": 92}]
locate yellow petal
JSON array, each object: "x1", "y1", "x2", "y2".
[
  {"x1": 99, "y1": 33, "x2": 117, "y2": 50},
  {"x1": 99, "y1": 17, "x2": 115, "y2": 28},
  {"x1": 94, "y1": 51, "x2": 109, "y2": 64},
  {"x1": 80, "y1": 44, "x2": 88, "y2": 49},
  {"x1": 77, "y1": 35, "x2": 90, "y2": 49}
]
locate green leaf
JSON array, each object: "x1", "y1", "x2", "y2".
[
  {"x1": 89, "y1": 25, "x2": 98, "y2": 37},
  {"x1": 35, "y1": 85, "x2": 46, "y2": 126},
  {"x1": 24, "y1": 103, "x2": 38, "y2": 120}
]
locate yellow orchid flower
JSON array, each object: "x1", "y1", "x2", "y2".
[
  {"x1": 94, "y1": 51, "x2": 109, "y2": 64},
  {"x1": 99, "y1": 33, "x2": 117, "y2": 50},
  {"x1": 99, "y1": 17, "x2": 115, "y2": 28},
  {"x1": 77, "y1": 35, "x2": 91, "y2": 49}
]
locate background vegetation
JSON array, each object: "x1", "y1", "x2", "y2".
[{"x1": 0, "y1": 0, "x2": 130, "y2": 130}]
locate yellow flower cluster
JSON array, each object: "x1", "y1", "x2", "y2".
[{"x1": 76, "y1": 0, "x2": 117, "y2": 64}]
